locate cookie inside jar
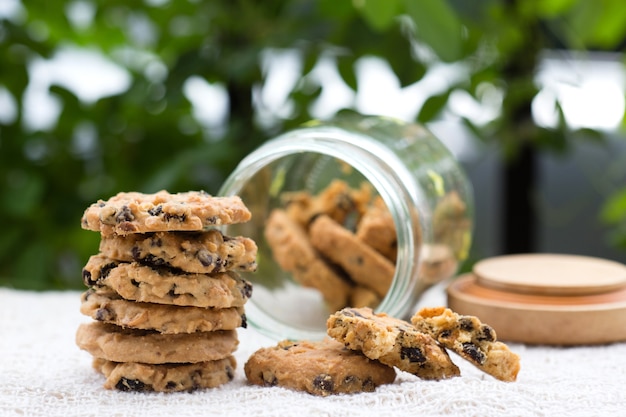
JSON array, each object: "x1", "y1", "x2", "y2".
[{"x1": 219, "y1": 115, "x2": 473, "y2": 340}]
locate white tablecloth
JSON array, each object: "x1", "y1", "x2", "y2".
[{"x1": 1, "y1": 284, "x2": 625, "y2": 417}]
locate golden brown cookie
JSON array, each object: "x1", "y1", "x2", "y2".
[
  {"x1": 99, "y1": 230, "x2": 258, "y2": 274},
  {"x1": 80, "y1": 288, "x2": 246, "y2": 333},
  {"x1": 411, "y1": 307, "x2": 520, "y2": 382},
  {"x1": 244, "y1": 338, "x2": 396, "y2": 396},
  {"x1": 82, "y1": 255, "x2": 252, "y2": 308},
  {"x1": 356, "y1": 196, "x2": 397, "y2": 262},
  {"x1": 76, "y1": 322, "x2": 238, "y2": 364},
  {"x1": 264, "y1": 209, "x2": 351, "y2": 311},
  {"x1": 309, "y1": 215, "x2": 394, "y2": 298},
  {"x1": 93, "y1": 357, "x2": 237, "y2": 392},
  {"x1": 81, "y1": 190, "x2": 251, "y2": 236},
  {"x1": 327, "y1": 307, "x2": 460, "y2": 380}
]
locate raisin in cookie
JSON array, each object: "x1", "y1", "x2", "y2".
[
  {"x1": 76, "y1": 322, "x2": 238, "y2": 364},
  {"x1": 83, "y1": 255, "x2": 252, "y2": 308},
  {"x1": 99, "y1": 230, "x2": 257, "y2": 274},
  {"x1": 244, "y1": 338, "x2": 396, "y2": 396},
  {"x1": 327, "y1": 307, "x2": 460, "y2": 380},
  {"x1": 411, "y1": 307, "x2": 520, "y2": 382},
  {"x1": 81, "y1": 190, "x2": 251, "y2": 236},
  {"x1": 80, "y1": 288, "x2": 246, "y2": 333},
  {"x1": 264, "y1": 209, "x2": 351, "y2": 312},
  {"x1": 93, "y1": 357, "x2": 236, "y2": 392},
  {"x1": 310, "y1": 215, "x2": 394, "y2": 298}
]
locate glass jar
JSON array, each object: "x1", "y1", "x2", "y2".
[{"x1": 219, "y1": 114, "x2": 473, "y2": 340}]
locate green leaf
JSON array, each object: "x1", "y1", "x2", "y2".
[
  {"x1": 403, "y1": 0, "x2": 463, "y2": 62},
  {"x1": 337, "y1": 55, "x2": 358, "y2": 91},
  {"x1": 417, "y1": 91, "x2": 451, "y2": 122},
  {"x1": 601, "y1": 188, "x2": 626, "y2": 223},
  {"x1": 354, "y1": 0, "x2": 401, "y2": 31}
]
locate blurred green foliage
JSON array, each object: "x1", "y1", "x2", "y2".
[{"x1": 1, "y1": 0, "x2": 625, "y2": 289}]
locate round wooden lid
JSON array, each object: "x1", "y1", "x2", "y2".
[
  {"x1": 473, "y1": 253, "x2": 626, "y2": 296},
  {"x1": 447, "y1": 273, "x2": 626, "y2": 345}
]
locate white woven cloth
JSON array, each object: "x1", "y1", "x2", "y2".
[{"x1": 1, "y1": 284, "x2": 625, "y2": 417}]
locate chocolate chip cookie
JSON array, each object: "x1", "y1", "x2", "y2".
[
  {"x1": 93, "y1": 357, "x2": 237, "y2": 392},
  {"x1": 411, "y1": 307, "x2": 520, "y2": 382},
  {"x1": 327, "y1": 307, "x2": 460, "y2": 380},
  {"x1": 83, "y1": 255, "x2": 252, "y2": 308},
  {"x1": 309, "y1": 215, "x2": 395, "y2": 298},
  {"x1": 80, "y1": 288, "x2": 246, "y2": 333},
  {"x1": 99, "y1": 230, "x2": 258, "y2": 274},
  {"x1": 264, "y1": 209, "x2": 352, "y2": 312},
  {"x1": 76, "y1": 322, "x2": 238, "y2": 364},
  {"x1": 244, "y1": 338, "x2": 396, "y2": 396},
  {"x1": 81, "y1": 190, "x2": 252, "y2": 236}
]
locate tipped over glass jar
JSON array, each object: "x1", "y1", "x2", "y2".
[{"x1": 219, "y1": 114, "x2": 473, "y2": 340}]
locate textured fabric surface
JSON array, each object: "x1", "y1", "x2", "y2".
[{"x1": 1, "y1": 284, "x2": 625, "y2": 417}]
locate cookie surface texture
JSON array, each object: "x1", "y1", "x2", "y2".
[
  {"x1": 81, "y1": 190, "x2": 251, "y2": 236},
  {"x1": 83, "y1": 255, "x2": 252, "y2": 308},
  {"x1": 99, "y1": 230, "x2": 257, "y2": 274},
  {"x1": 411, "y1": 307, "x2": 520, "y2": 382},
  {"x1": 93, "y1": 357, "x2": 237, "y2": 392},
  {"x1": 80, "y1": 288, "x2": 245, "y2": 333},
  {"x1": 327, "y1": 307, "x2": 460, "y2": 380},
  {"x1": 76, "y1": 322, "x2": 238, "y2": 364},
  {"x1": 244, "y1": 338, "x2": 396, "y2": 396}
]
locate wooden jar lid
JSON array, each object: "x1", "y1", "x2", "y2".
[{"x1": 447, "y1": 254, "x2": 626, "y2": 345}]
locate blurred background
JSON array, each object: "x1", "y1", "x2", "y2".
[{"x1": 1, "y1": 0, "x2": 626, "y2": 290}]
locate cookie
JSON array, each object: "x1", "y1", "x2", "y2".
[
  {"x1": 411, "y1": 307, "x2": 520, "y2": 382},
  {"x1": 81, "y1": 190, "x2": 252, "y2": 236},
  {"x1": 356, "y1": 196, "x2": 398, "y2": 262},
  {"x1": 327, "y1": 307, "x2": 460, "y2": 380},
  {"x1": 83, "y1": 255, "x2": 252, "y2": 308},
  {"x1": 418, "y1": 244, "x2": 458, "y2": 284},
  {"x1": 80, "y1": 288, "x2": 246, "y2": 333},
  {"x1": 309, "y1": 215, "x2": 394, "y2": 298},
  {"x1": 282, "y1": 180, "x2": 372, "y2": 229},
  {"x1": 348, "y1": 285, "x2": 381, "y2": 309},
  {"x1": 264, "y1": 209, "x2": 351, "y2": 312},
  {"x1": 99, "y1": 230, "x2": 258, "y2": 274},
  {"x1": 244, "y1": 338, "x2": 396, "y2": 396},
  {"x1": 93, "y1": 357, "x2": 237, "y2": 392},
  {"x1": 76, "y1": 322, "x2": 238, "y2": 364}
]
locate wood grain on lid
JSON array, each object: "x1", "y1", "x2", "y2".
[{"x1": 473, "y1": 253, "x2": 626, "y2": 296}]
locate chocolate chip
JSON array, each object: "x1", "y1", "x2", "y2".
[
  {"x1": 131, "y1": 246, "x2": 141, "y2": 260},
  {"x1": 148, "y1": 205, "x2": 162, "y2": 216},
  {"x1": 362, "y1": 377, "x2": 375, "y2": 391},
  {"x1": 313, "y1": 374, "x2": 334, "y2": 393},
  {"x1": 115, "y1": 205, "x2": 134, "y2": 223},
  {"x1": 165, "y1": 381, "x2": 177, "y2": 390},
  {"x1": 168, "y1": 285, "x2": 178, "y2": 297},
  {"x1": 241, "y1": 313, "x2": 247, "y2": 329},
  {"x1": 241, "y1": 281, "x2": 253, "y2": 299},
  {"x1": 478, "y1": 325, "x2": 496, "y2": 342},
  {"x1": 100, "y1": 262, "x2": 118, "y2": 280},
  {"x1": 440, "y1": 330, "x2": 452, "y2": 339},
  {"x1": 95, "y1": 307, "x2": 113, "y2": 321},
  {"x1": 82, "y1": 269, "x2": 94, "y2": 286},
  {"x1": 140, "y1": 254, "x2": 168, "y2": 268},
  {"x1": 197, "y1": 250, "x2": 213, "y2": 267},
  {"x1": 462, "y1": 342, "x2": 485, "y2": 364},
  {"x1": 226, "y1": 366, "x2": 234, "y2": 380},
  {"x1": 130, "y1": 279, "x2": 140, "y2": 288},
  {"x1": 459, "y1": 317, "x2": 475, "y2": 332},
  {"x1": 116, "y1": 377, "x2": 146, "y2": 392},
  {"x1": 164, "y1": 212, "x2": 186, "y2": 222},
  {"x1": 400, "y1": 346, "x2": 426, "y2": 363}
]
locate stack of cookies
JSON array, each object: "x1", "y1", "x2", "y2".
[{"x1": 76, "y1": 190, "x2": 257, "y2": 392}]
